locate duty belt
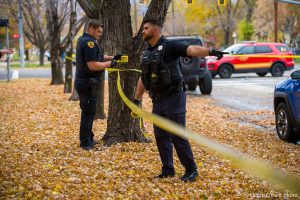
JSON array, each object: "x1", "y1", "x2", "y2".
[{"x1": 151, "y1": 81, "x2": 185, "y2": 103}]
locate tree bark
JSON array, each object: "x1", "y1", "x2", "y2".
[
  {"x1": 245, "y1": 0, "x2": 256, "y2": 23},
  {"x1": 64, "y1": 51, "x2": 73, "y2": 93},
  {"x1": 39, "y1": 49, "x2": 45, "y2": 66},
  {"x1": 215, "y1": 0, "x2": 240, "y2": 46},
  {"x1": 46, "y1": 0, "x2": 64, "y2": 85},
  {"x1": 64, "y1": 0, "x2": 77, "y2": 93}
]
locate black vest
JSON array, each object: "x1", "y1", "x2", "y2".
[
  {"x1": 141, "y1": 38, "x2": 183, "y2": 100},
  {"x1": 76, "y1": 33, "x2": 104, "y2": 79}
]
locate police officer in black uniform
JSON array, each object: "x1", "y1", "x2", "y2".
[
  {"x1": 134, "y1": 19, "x2": 225, "y2": 182},
  {"x1": 75, "y1": 19, "x2": 120, "y2": 150}
]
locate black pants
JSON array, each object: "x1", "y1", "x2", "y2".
[
  {"x1": 75, "y1": 79, "x2": 98, "y2": 147},
  {"x1": 152, "y1": 90, "x2": 197, "y2": 174}
]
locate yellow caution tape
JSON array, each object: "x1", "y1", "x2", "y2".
[
  {"x1": 229, "y1": 54, "x2": 300, "y2": 59},
  {"x1": 116, "y1": 55, "x2": 129, "y2": 63},
  {"x1": 65, "y1": 56, "x2": 74, "y2": 61},
  {"x1": 109, "y1": 68, "x2": 300, "y2": 194}
]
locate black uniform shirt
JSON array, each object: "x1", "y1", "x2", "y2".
[
  {"x1": 146, "y1": 36, "x2": 189, "y2": 64},
  {"x1": 76, "y1": 33, "x2": 103, "y2": 79}
]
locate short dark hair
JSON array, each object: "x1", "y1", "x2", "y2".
[
  {"x1": 143, "y1": 18, "x2": 163, "y2": 28},
  {"x1": 87, "y1": 19, "x2": 104, "y2": 29}
]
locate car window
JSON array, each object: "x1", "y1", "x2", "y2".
[
  {"x1": 237, "y1": 46, "x2": 254, "y2": 54},
  {"x1": 255, "y1": 45, "x2": 272, "y2": 53},
  {"x1": 224, "y1": 45, "x2": 242, "y2": 54},
  {"x1": 275, "y1": 45, "x2": 291, "y2": 53}
]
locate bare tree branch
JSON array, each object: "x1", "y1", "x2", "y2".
[
  {"x1": 134, "y1": 0, "x2": 172, "y2": 55},
  {"x1": 76, "y1": 0, "x2": 99, "y2": 19}
]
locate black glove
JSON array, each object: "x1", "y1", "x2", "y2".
[
  {"x1": 133, "y1": 99, "x2": 141, "y2": 106},
  {"x1": 208, "y1": 49, "x2": 228, "y2": 60},
  {"x1": 110, "y1": 60, "x2": 118, "y2": 68},
  {"x1": 113, "y1": 54, "x2": 123, "y2": 60}
]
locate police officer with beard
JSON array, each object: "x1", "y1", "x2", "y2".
[
  {"x1": 75, "y1": 19, "x2": 121, "y2": 150},
  {"x1": 134, "y1": 19, "x2": 225, "y2": 182}
]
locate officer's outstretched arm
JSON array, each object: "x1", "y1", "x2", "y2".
[
  {"x1": 87, "y1": 61, "x2": 112, "y2": 71},
  {"x1": 134, "y1": 78, "x2": 145, "y2": 101},
  {"x1": 187, "y1": 45, "x2": 227, "y2": 60},
  {"x1": 186, "y1": 45, "x2": 209, "y2": 57}
]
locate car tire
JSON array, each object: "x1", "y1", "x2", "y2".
[
  {"x1": 218, "y1": 64, "x2": 233, "y2": 79},
  {"x1": 199, "y1": 71, "x2": 212, "y2": 95},
  {"x1": 187, "y1": 82, "x2": 197, "y2": 91},
  {"x1": 275, "y1": 102, "x2": 296, "y2": 142},
  {"x1": 179, "y1": 57, "x2": 200, "y2": 75},
  {"x1": 271, "y1": 63, "x2": 284, "y2": 77},
  {"x1": 210, "y1": 71, "x2": 217, "y2": 78},
  {"x1": 256, "y1": 72, "x2": 267, "y2": 77}
]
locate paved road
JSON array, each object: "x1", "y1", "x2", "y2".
[
  {"x1": 188, "y1": 63, "x2": 300, "y2": 112},
  {"x1": 0, "y1": 65, "x2": 73, "y2": 80}
]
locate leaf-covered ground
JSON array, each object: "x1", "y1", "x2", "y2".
[{"x1": 0, "y1": 79, "x2": 299, "y2": 199}]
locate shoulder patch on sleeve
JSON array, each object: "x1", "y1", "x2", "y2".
[{"x1": 87, "y1": 41, "x2": 94, "y2": 48}]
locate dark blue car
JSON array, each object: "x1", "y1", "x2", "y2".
[{"x1": 274, "y1": 70, "x2": 300, "y2": 142}]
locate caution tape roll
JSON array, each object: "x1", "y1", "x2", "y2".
[{"x1": 109, "y1": 68, "x2": 300, "y2": 194}]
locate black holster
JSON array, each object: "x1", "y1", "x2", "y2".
[{"x1": 151, "y1": 81, "x2": 185, "y2": 103}]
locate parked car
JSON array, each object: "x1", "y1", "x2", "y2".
[
  {"x1": 167, "y1": 36, "x2": 212, "y2": 94},
  {"x1": 274, "y1": 70, "x2": 300, "y2": 142},
  {"x1": 207, "y1": 42, "x2": 295, "y2": 78}
]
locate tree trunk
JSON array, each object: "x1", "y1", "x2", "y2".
[
  {"x1": 64, "y1": 0, "x2": 77, "y2": 93},
  {"x1": 50, "y1": 53, "x2": 63, "y2": 85},
  {"x1": 39, "y1": 49, "x2": 45, "y2": 66},
  {"x1": 245, "y1": 0, "x2": 255, "y2": 23},
  {"x1": 94, "y1": 72, "x2": 106, "y2": 119},
  {"x1": 25, "y1": 49, "x2": 30, "y2": 61},
  {"x1": 64, "y1": 51, "x2": 73, "y2": 93},
  {"x1": 102, "y1": 67, "x2": 148, "y2": 145},
  {"x1": 99, "y1": 0, "x2": 146, "y2": 145},
  {"x1": 224, "y1": 28, "x2": 230, "y2": 46},
  {"x1": 46, "y1": 0, "x2": 64, "y2": 85}
]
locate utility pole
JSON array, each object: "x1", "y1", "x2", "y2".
[
  {"x1": 172, "y1": 0, "x2": 175, "y2": 35},
  {"x1": 274, "y1": 0, "x2": 278, "y2": 42},
  {"x1": 19, "y1": 0, "x2": 25, "y2": 68}
]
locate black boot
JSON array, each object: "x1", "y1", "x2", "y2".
[
  {"x1": 155, "y1": 172, "x2": 175, "y2": 179},
  {"x1": 180, "y1": 171, "x2": 198, "y2": 182}
]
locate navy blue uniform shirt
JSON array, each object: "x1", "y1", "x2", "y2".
[
  {"x1": 146, "y1": 36, "x2": 189, "y2": 64},
  {"x1": 76, "y1": 32, "x2": 103, "y2": 79}
]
